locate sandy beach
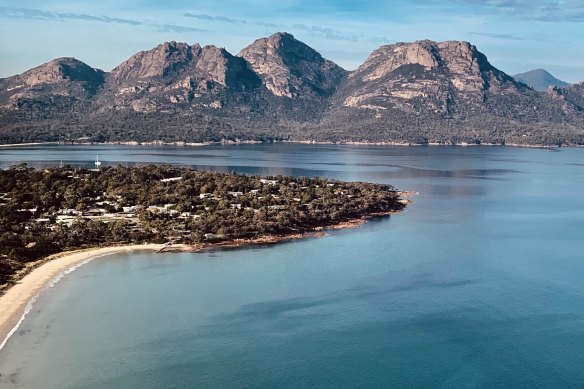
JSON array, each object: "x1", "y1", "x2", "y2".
[
  {"x1": 0, "y1": 244, "x2": 165, "y2": 351},
  {"x1": 0, "y1": 191, "x2": 415, "y2": 352}
]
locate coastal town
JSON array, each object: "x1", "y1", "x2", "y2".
[{"x1": 0, "y1": 163, "x2": 406, "y2": 287}]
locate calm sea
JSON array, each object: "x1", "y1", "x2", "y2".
[{"x1": 1, "y1": 144, "x2": 583, "y2": 388}]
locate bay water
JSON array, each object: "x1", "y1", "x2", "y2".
[{"x1": 0, "y1": 144, "x2": 583, "y2": 388}]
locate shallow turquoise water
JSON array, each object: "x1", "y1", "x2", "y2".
[{"x1": 1, "y1": 145, "x2": 584, "y2": 388}]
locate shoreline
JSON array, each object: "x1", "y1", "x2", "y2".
[
  {"x1": 0, "y1": 142, "x2": 58, "y2": 148},
  {"x1": 0, "y1": 140, "x2": 578, "y2": 149},
  {"x1": 0, "y1": 195, "x2": 414, "y2": 351},
  {"x1": 0, "y1": 244, "x2": 165, "y2": 352}
]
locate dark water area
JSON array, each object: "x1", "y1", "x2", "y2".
[{"x1": 0, "y1": 144, "x2": 583, "y2": 388}]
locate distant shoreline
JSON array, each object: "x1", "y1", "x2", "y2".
[
  {"x1": 0, "y1": 142, "x2": 58, "y2": 148},
  {"x1": 0, "y1": 200, "x2": 413, "y2": 353},
  {"x1": 0, "y1": 140, "x2": 575, "y2": 149}
]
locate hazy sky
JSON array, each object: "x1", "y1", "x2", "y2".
[{"x1": 0, "y1": 0, "x2": 583, "y2": 82}]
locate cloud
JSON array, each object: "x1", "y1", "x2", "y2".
[
  {"x1": 184, "y1": 13, "x2": 244, "y2": 24},
  {"x1": 292, "y1": 24, "x2": 358, "y2": 42},
  {"x1": 277, "y1": 0, "x2": 383, "y2": 15},
  {"x1": 184, "y1": 12, "x2": 277, "y2": 27},
  {"x1": 469, "y1": 32, "x2": 532, "y2": 41},
  {"x1": 183, "y1": 12, "x2": 389, "y2": 44},
  {"x1": 157, "y1": 24, "x2": 207, "y2": 33},
  {"x1": 0, "y1": 7, "x2": 206, "y2": 32},
  {"x1": 0, "y1": 7, "x2": 53, "y2": 20},
  {"x1": 457, "y1": 0, "x2": 584, "y2": 22},
  {"x1": 56, "y1": 13, "x2": 143, "y2": 26},
  {"x1": 0, "y1": 7, "x2": 143, "y2": 25}
]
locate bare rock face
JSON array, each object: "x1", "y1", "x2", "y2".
[
  {"x1": 339, "y1": 40, "x2": 524, "y2": 113},
  {"x1": 109, "y1": 42, "x2": 259, "y2": 88},
  {"x1": 105, "y1": 41, "x2": 260, "y2": 111},
  {"x1": 560, "y1": 82, "x2": 584, "y2": 110},
  {"x1": 545, "y1": 86, "x2": 582, "y2": 114},
  {"x1": 110, "y1": 42, "x2": 196, "y2": 81},
  {"x1": 0, "y1": 57, "x2": 104, "y2": 107},
  {"x1": 357, "y1": 40, "x2": 440, "y2": 82},
  {"x1": 20, "y1": 57, "x2": 104, "y2": 87},
  {"x1": 238, "y1": 32, "x2": 346, "y2": 98},
  {"x1": 195, "y1": 46, "x2": 259, "y2": 88}
]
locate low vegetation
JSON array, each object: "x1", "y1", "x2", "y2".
[{"x1": 0, "y1": 164, "x2": 405, "y2": 287}]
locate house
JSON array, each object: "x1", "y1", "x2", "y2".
[
  {"x1": 18, "y1": 207, "x2": 37, "y2": 213},
  {"x1": 58, "y1": 208, "x2": 78, "y2": 215},
  {"x1": 160, "y1": 177, "x2": 182, "y2": 182},
  {"x1": 147, "y1": 205, "x2": 169, "y2": 213},
  {"x1": 204, "y1": 233, "x2": 225, "y2": 240},
  {"x1": 56, "y1": 215, "x2": 77, "y2": 227}
]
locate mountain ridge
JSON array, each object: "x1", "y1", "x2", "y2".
[{"x1": 1, "y1": 32, "x2": 583, "y2": 146}]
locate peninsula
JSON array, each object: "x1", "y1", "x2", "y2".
[{"x1": 0, "y1": 164, "x2": 408, "y2": 290}]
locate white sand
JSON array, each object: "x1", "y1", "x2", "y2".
[{"x1": 0, "y1": 244, "x2": 164, "y2": 351}]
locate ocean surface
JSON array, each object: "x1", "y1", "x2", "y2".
[{"x1": 1, "y1": 144, "x2": 584, "y2": 388}]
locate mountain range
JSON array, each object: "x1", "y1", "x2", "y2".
[{"x1": 1, "y1": 32, "x2": 583, "y2": 146}]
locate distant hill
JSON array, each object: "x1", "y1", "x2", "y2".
[
  {"x1": 513, "y1": 69, "x2": 570, "y2": 91},
  {"x1": 1, "y1": 33, "x2": 584, "y2": 146}
]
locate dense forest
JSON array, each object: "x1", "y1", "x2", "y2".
[
  {"x1": 1, "y1": 95, "x2": 582, "y2": 147},
  {"x1": 0, "y1": 164, "x2": 405, "y2": 288}
]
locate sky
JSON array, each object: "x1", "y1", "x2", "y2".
[{"x1": 0, "y1": 0, "x2": 583, "y2": 82}]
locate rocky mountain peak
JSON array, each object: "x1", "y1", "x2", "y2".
[
  {"x1": 354, "y1": 40, "x2": 440, "y2": 82},
  {"x1": 238, "y1": 32, "x2": 346, "y2": 98},
  {"x1": 0, "y1": 57, "x2": 105, "y2": 108},
  {"x1": 266, "y1": 32, "x2": 295, "y2": 45},
  {"x1": 109, "y1": 41, "x2": 196, "y2": 81},
  {"x1": 99, "y1": 42, "x2": 261, "y2": 112},
  {"x1": 341, "y1": 39, "x2": 522, "y2": 113},
  {"x1": 196, "y1": 45, "x2": 260, "y2": 88},
  {"x1": 354, "y1": 40, "x2": 493, "y2": 84},
  {"x1": 19, "y1": 57, "x2": 104, "y2": 87},
  {"x1": 108, "y1": 42, "x2": 259, "y2": 89}
]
